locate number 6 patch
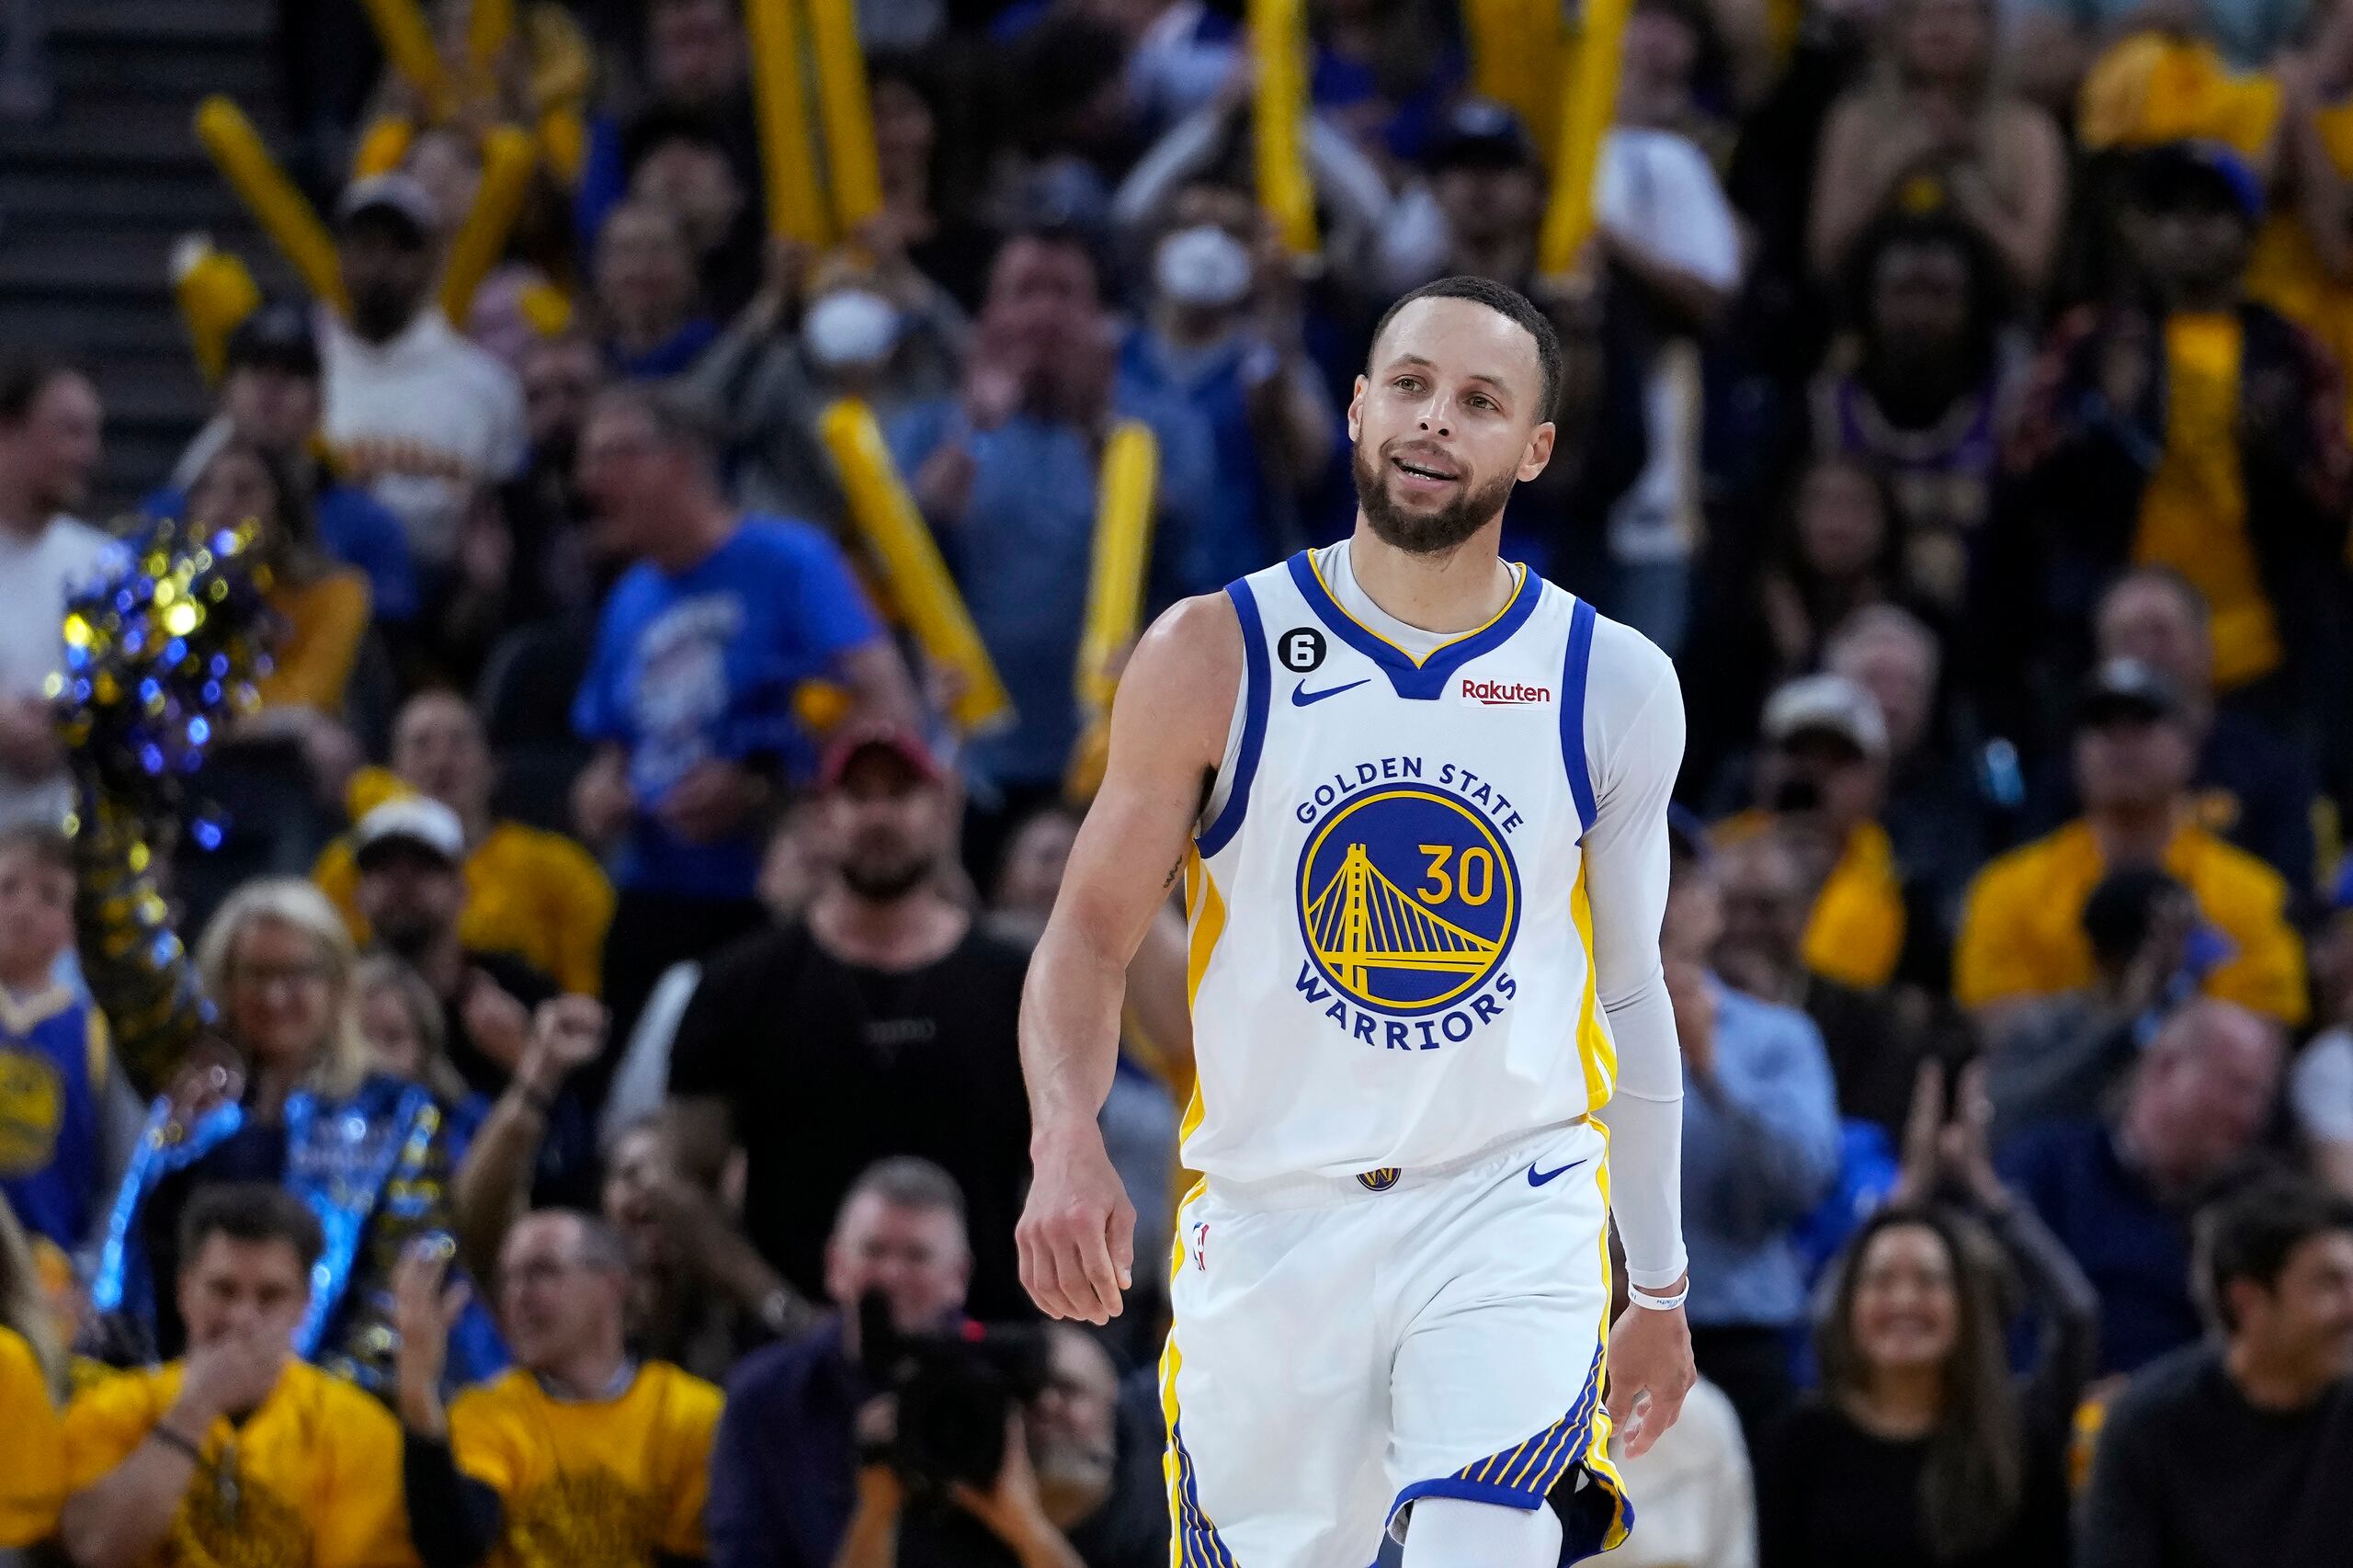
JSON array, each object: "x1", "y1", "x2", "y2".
[{"x1": 1279, "y1": 627, "x2": 1326, "y2": 673}]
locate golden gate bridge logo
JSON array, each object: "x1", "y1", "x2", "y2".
[{"x1": 1296, "y1": 787, "x2": 1518, "y2": 1014}]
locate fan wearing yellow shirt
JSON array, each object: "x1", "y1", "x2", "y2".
[
  {"x1": 1, "y1": 1192, "x2": 67, "y2": 1551},
  {"x1": 1715, "y1": 675, "x2": 1911, "y2": 992},
  {"x1": 1956, "y1": 659, "x2": 2306, "y2": 1031},
  {"x1": 56, "y1": 1183, "x2": 413, "y2": 1568},
  {"x1": 393, "y1": 1210, "x2": 722, "y2": 1568},
  {"x1": 314, "y1": 692, "x2": 615, "y2": 996}
]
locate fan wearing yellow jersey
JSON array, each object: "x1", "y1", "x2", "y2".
[
  {"x1": 57, "y1": 1184, "x2": 414, "y2": 1568},
  {"x1": 1, "y1": 1190, "x2": 65, "y2": 1551},
  {"x1": 393, "y1": 1211, "x2": 722, "y2": 1568},
  {"x1": 1018, "y1": 278, "x2": 1694, "y2": 1568}
]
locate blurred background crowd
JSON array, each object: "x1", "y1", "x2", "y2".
[{"x1": 1, "y1": 0, "x2": 2352, "y2": 1566}]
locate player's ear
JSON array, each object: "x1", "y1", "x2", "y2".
[
  {"x1": 1517, "y1": 421, "x2": 1555, "y2": 483},
  {"x1": 1347, "y1": 375, "x2": 1366, "y2": 442}
]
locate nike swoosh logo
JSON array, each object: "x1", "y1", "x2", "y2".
[
  {"x1": 1528, "y1": 1158, "x2": 1587, "y2": 1187},
  {"x1": 1291, "y1": 678, "x2": 1370, "y2": 707}
]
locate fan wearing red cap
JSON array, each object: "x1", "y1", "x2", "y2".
[{"x1": 660, "y1": 711, "x2": 1039, "y2": 1328}]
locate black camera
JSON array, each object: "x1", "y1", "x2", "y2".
[{"x1": 858, "y1": 1291, "x2": 1050, "y2": 1503}]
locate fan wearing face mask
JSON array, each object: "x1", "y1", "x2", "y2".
[
  {"x1": 688, "y1": 238, "x2": 972, "y2": 527},
  {"x1": 1118, "y1": 177, "x2": 1341, "y2": 588}
]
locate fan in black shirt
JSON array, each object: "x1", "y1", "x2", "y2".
[
  {"x1": 1759, "y1": 1066, "x2": 2097, "y2": 1568},
  {"x1": 666, "y1": 726, "x2": 1036, "y2": 1319},
  {"x1": 2080, "y1": 1177, "x2": 2353, "y2": 1568}
]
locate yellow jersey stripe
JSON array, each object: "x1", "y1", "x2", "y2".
[
  {"x1": 1569, "y1": 860, "x2": 1614, "y2": 1108},
  {"x1": 1185, "y1": 853, "x2": 1228, "y2": 1012},
  {"x1": 1302, "y1": 549, "x2": 1529, "y2": 669}
]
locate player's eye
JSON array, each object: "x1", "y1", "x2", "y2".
[
  {"x1": 1467, "y1": 393, "x2": 1496, "y2": 411},
  {"x1": 1392, "y1": 376, "x2": 1422, "y2": 394}
]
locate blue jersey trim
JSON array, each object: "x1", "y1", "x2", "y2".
[
  {"x1": 1196, "y1": 578, "x2": 1270, "y2": 858},
  {"x1": 1285, "y1": 551, "x2": 1541, "y2": 700},
  {"x1": 1560, "y1": 598, "x2": 1598, "y2": 836}
]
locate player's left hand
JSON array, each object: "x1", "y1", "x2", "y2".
[{"x1": 1607, "y1": 1288, "x2": 1695, "y2": 1460}]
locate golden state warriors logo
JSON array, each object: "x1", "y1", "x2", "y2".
[
  {"x1": 0, "y1": 1048, "x2": 63, "y2": 1174},
  {"x1": 1298, "y1": 786, "x2": 1518, "y2": 1016}
]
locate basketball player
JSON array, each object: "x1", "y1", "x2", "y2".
[{"x1": 1017, "y1": 277, "x2": 1692, "y2": 1568}]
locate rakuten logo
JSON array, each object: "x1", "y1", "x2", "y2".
[{"x1": 1461, "y1": 677, "x2": 1551, "y2": 705}]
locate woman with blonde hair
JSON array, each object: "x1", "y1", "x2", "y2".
[{"x1": 91, "y1": 879, "x2": 501, "y2": 1389}]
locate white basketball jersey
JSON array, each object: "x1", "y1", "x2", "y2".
[{"x1": 1179, "y1": 547, "x2": 1619, "y2": 1185}]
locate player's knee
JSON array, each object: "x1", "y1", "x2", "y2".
[{"x1": 1394, "y1": 1495, "x2": 1564, "y2": 1568}]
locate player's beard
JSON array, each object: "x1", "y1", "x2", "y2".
[{"x1": 1353, "y1": 439, "x2": 1516, "y2": 556}]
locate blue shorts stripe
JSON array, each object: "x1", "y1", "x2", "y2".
[
  {"x1": 1397, "y1": 1336, "x2": 1617, "y2": 1550},
  {"x1": 1170, "y1": 1421, "x2": 1240, "y2": 1568}
]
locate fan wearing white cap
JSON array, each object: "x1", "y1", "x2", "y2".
[
  {"x1": 321, "y1": 171, "x2": 528, "y2": 570},
  {"x1": 348, "y1": 796, "x2": 606, "y2": 1212},
  {"x1": 1714, "y1": 674, "x2": 1907, "y2": 993}
]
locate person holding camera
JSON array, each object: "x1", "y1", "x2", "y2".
[
  {"x1": 833, "y1": 1324, "x2": 1163, "y2": 1568},
  {"x1": 708, "y1": 1159, "x2": 1163, "y2": 1568}
]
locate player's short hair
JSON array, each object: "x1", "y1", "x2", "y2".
[
  {"x1": 1368, "y1": 277, "x2": 1563, "y2": 420},
  {"x1": 2198, "y1": 1176, "x2": 2353, "y2": 1332},
  {"x1": 0, "y1": 824, "x2": 74, "y2": 878},
  {"x1": 589, "y1": 379, "x2": 727, "y2": 464},
  {"x1": 179, "y1": 1183, "x2": 327, "y2": 1275},
  {"x1": 838, "y1": 1155, "x2": 967, "y2": 1229}
]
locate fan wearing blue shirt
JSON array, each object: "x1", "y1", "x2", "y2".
[
  {"x1": 891, "y1": 225, "x2": 1214, "y2": 856},
  {"x1": 572, "y1": 381, "x2": 919, "y2": 1044}
]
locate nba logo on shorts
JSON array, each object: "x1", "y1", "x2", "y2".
[
  {"x1": 1296, "y1": 785, "x2": 1519, "y2": 1016},
  {"x1": 1190, "y1": 1219, "x2": 1211, "y2": 1272}
]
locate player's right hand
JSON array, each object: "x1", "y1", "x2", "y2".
[{"x1": 1016, "y1": 1120, "x2": 1136, "y2": 1325}]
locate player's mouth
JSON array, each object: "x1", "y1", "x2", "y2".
[{"x1": 1388, "y1": 446, "x2": 1461, "y2": 492}]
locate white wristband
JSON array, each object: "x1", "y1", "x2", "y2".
[{"x1": 1627, "y1": 1280, "x2": 1688, "y2": 1312}]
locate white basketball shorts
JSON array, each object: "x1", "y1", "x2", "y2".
[{"x1": 1157, "y1": 1117, "x2": 1631, "y2": 1568}]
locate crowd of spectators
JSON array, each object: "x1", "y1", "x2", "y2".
[{"x1": 4, "y1": 0, "x2": 2353, "y2": 1565}]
